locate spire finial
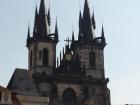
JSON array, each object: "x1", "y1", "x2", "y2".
[
  {"x1": 57, "y1": 57, "x2": 59, "y2": 68},
  {"x1": 38, "y1": 0, "x2": 49, "y2": 36},
  {"x1": 64, "y1": 37, "x2": 71, "y2": 47},
  {"x1": 39, "y1": 0, "x2": 46, "y2": 16},
  {"x1": 60, "y1": 52, "x2": 62, "y2": 63},
  {"x1": 92, "y1": 7, "x2": 96, "y2": 29},
  {"x1": 101, "y1": 22, "x2": 106, "y2": 48},
  {"x1": 72, "y1": 30, "x2": 75, "y2": 42},
  {"x1": 27, "y1": 23, "x2": 30, "y2": 39},
  {"x1": 26, "y1": 24, "x2": 30, "y2": 47},
  {"x1": 78, "y1": 11, "x2": 83, "y2": 40},
  {"x1": 33, "y1": 6, "x2": 39, "y2": 37},
  {"x1": 47, "y1": 1, "x2": 51, "y2": 26},
  {"x1": 82, "y1": 0, "x2": 93, "y2": 40},
  {"x1": 54, "y1": 19, "x2": 59, "y2": 42},
  {"x1": 79, "y1": 10, "x2": 82, "y2": 27},
  {"x1": 101, "y1": 22, "x2": 105, "y2": 38}
]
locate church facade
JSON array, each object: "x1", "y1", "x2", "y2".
[{"x1": 7, "y1": 0, "x2": 111, "y2": 105}]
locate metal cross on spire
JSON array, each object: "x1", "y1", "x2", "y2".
[{"x1": 64, "y1": 37, "x2": 71, "y2": 46}]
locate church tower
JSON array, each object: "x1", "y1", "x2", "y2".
[
  {"x1": 71, "y1": 0, "x2": 106, "y2": 79},
  {"x1": 7, "y1": 0, "x2": 111, "y2": 105},
  {"x1": 26, "y1": 0, "x2": 58, "y2": 75},
  {"x1": 25, "y1": 0, "x2": 59, "y2": 96},
  {"x1": 54, "y1": 0, "x2": 110, "y2": 105}
]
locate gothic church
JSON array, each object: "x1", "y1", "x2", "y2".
[{"x1": 7, "y1": 0, "x2": 111, "y2": 105}]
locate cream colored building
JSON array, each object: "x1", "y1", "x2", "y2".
[
  {"x1": 16, "y1": 95, "x2": 49, "y2": 105},
  {"x1": 0, "y1": 86, "x2": 12, "y2": 105}
]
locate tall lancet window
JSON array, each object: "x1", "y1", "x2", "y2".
[
  {"x1": 89, "y1": 52, "x2": 96, "y2": 66},
  {"x1": 30, "y1": 50, "x2": 32, "y2": 67},
  {"x1": 43, "y1": 48, "x2": 49, "y2": 65},
  {"x1": 63, "y1": 88, "x2": 77, "y2": 105}
]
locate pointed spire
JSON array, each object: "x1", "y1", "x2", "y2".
[
  {"x1": 72, "y1": 31, "x2": 75, "y2": 42},
  {"x1": 26, "y1": 25, "x2": 30, "y2": 47},
  {"x1": 39, "y1": 0, "x2": 46, "y2": 16},
  {"x1": 35, "y1": 5, "x2": 38, "y2": 16},
  {"x1": 60, "y1": 52, "x2": 62, "y2": 63},
  {"x1": 47, "y1": 7, "x2": 51, "y2": 26},
  {"x1": 101, "y1": 24, "x2": 105, "y2": 38},
  {"x1": 92, "y1": 10, "x2": 96, "y2": 29},
  {"x1": 83, "y1": 0, "x2": 90, "y2": 15},
  {"x1": 78, "y1": 11, "x2": 83, "y2": 40},
  {"x1": 38, "y1": 0, "x2": 48, "y2": 36},
  {"x1": 82, "y1": 0, "x2": 93, "y2": 40},
  {"x1": 57, "y1": 57, "x2": 59, "y2": 68},
  {"x1": 27, "y1": 25, "x2": 30, "y2": 39},
  {"x1": 54, "y1": 19, "x2": 59, "y2": 42},
  {"x1": 33, "y1": 6, "x2": 39, "y2": 37},
  {"x1": 79, "y1": 11, "x2": 82, "y2": 29},
  {"x1": 63, "y1": 47, "x2": 65, "y2": 57},
  {"x1": 101, "y1": 24, "x2": 106, "y2": 48}
]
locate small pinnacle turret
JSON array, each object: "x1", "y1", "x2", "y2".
[
  {"x1": 26, "y1": 25, "x2": 30, "y2": 47},
  {"x1": 101, "y1": 24, "x2": 106, "y2": 48},
  {"x1": 47, "y1": 7, "x2": 51, "y2": 26},
  {"x1": 92, "y1": 10, "x2": 96, "y2": 29},
  {"x1": 78, "y1": 11, "x2": 83, "y2": 40},
  {"x1": 33, "y1": 6, "x2": 39, "y2": 37},
  {"x1": 72, "y1": 31, "x2": 75, "y2": 43},
  {"x1": 54, "y1": 20, "x2": 59, "y2": 42},
  {"x1": 27, "y1": 26, "x2": 30, "y2": 39},
  {"x1": 60, "y1": 52, "x2": 62, "y2": 64},
  {"x1": 101, "y1": 24, "x2": 105, "y2": 38},
  {"x1": 57, "y1": 57, "x2": 59, "y2": 68}
]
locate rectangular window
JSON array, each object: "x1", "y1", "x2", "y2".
[{"x1": 89, "y1": 52, "x2": 96, "y2": 66}]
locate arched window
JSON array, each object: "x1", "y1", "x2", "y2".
[
  {"x1": 43, "y1": 48, "x2": 49, "y2": 65},
  {"x1": 30, "y1": 50, "x2": 32, "y2": 67},
  {"x1": 63, "y1": 88, "x2": 77, "y2": 105},
  {"x1": 89, "y1": 52, "x2": 96, "y2": 66}
]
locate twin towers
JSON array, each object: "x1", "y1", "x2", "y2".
[{"x1": 8, "y1": 0, "x2": 111, "y2": 105}]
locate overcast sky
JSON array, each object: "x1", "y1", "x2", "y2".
[{"x1": 0, "y1": 0, "x2": 140, "y2": 105}]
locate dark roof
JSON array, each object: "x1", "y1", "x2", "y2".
[{"x1": 7, "y1": 68, "x2": 38, "y2": 96}]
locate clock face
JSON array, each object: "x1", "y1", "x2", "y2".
[{"x1": 65, "y1": 53, "x2": 72, "y2": 61}]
